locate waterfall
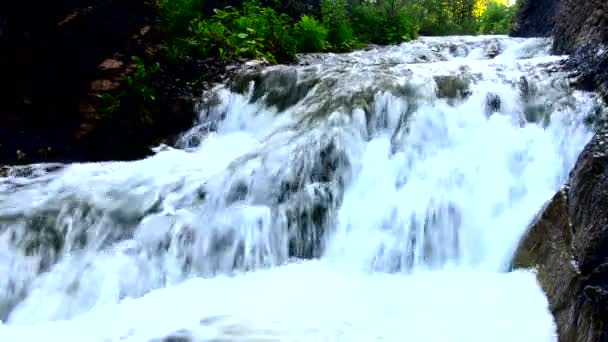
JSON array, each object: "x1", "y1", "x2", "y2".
[{"x1": 0, "y1": 36, "x2": 601, "y2": 341}]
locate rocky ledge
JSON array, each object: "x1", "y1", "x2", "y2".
[
  {"x1": 513, "y1": 126, "x2": 608, "y2": 342},
  {"x1": 511, "y1": 0, "x2": 608, "y2": 103}
]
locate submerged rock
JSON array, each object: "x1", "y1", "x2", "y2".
[
  {"x1": 484, "y1": 92, "x2": 501, "y2": 116},
  {"x1": 513, "y1": 127, "x2": 608, "y2": 342},
  {"x1": 433, "y1": 75, "x2": 472, "y2": 101}
]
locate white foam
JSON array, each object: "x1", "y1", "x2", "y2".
[
  {"x1": 0, "y1": 262, "x2": 556, "y2": 342},
  {"x1": 0, "y1": 35, "x2": 595, "y2": 341}
]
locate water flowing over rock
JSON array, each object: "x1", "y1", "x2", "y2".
[
  {"x1": 0, "y1": 36, "x2": 601, "y2": 341},
  {"x1": 514, "y1": 126, "x2": 608, "y2": 342},
  {"x1": 513, "y1": 0, "x2": 608, "y2": 103}
]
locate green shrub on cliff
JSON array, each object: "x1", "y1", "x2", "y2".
[
  {"x1": 294, "y1": 15, "x2": 328, "y2": 52},
  {"x1": 98, "y1": 56, "x2": 160, "y2": 120}
]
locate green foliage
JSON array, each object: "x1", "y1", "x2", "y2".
[
  {"x1": 98, "y1": 56, "x2": 160, "y2": 119},
  {"x1": 416, "y1": 0, "x2": 479, "y2": 35},
  {"x1": 159, "y1": 0, "x2": 296, "y2": 63},
  {"x1": 320, "y1": 0, "x2": 357, "y2": 51},
  {"x1": 153, "y1": 0, "x2": 520, "y2": 65},
  {"x1": 479, "y1": 1, "x2": 517, "y2": 34},
  {"x1": 155, "y1": 0, "x2": 205, "y2": 36},
  {"x1": 350, "y1": 0, "x2": 419, "y2": 45},
  {"x1": 294, "y1": 15, "x2": 329, "y2": 52}
]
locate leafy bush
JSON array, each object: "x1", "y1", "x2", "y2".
[
  {"x1": 154, "y1": 0, "x2": 520, "y2": 65},
  {"x1": 163, "y1": 1, "x2": 296, "y2": 63},
  {"x1": 294, "y1": 15, "x2": 328, "y2": 52},
  {"x1": 321, "y1": 0, "x2": 356, "y2": 51},
  {"x1": 156, "y1": 0, "x2": 205, "y2": 36},
  {"x1": 479, "y1": 1, "x2": 517, "y2": 34},
  {"x1": 99, "y1": 56, "x2": 160, "y2": 120},
  {"x1": 350, "y1": 0, "x2": 419, "y2": 45}
]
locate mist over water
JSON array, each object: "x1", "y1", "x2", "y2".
[{"x1": 0, "y1": 36, "x2": 601, "y2": 341}]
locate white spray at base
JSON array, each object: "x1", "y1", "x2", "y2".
[{"x1": 0, "y1": 36, "x2": 601, "y2": 341}]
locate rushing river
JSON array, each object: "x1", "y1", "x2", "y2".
[{"x1": 0, "y1": 35, "x2": 602, "y2": 341}]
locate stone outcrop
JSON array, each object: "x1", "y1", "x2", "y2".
[
  {"x1": 513, "y1": 127, "x2": 608, "y2": 342},
  {"x1": 510, "y1": 0, "x2": 560, "y2": 38},
  {"x1": 511, "y1": 0, "x2": 608, "y2": 54},
  {"x1": 551, "y1": 0, "x2": 608, "y2": 55},
  {"x1": 511, "y1": 0, "x2": 608, "y2": 102}
]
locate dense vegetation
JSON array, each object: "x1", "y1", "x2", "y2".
[
  {"x1": 100, "y1": 0, "x2": 518, "y2": 120},
  {"x1": 155, "y1": 0, "x2": 519, "y2": 63}
]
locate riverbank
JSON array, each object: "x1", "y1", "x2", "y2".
[
  {"x1": 1, "y1": 0, "x2": 518, "y2": 165},
  {"x1": 0, "y1": 0, "x2": 237, "y2": 165}
]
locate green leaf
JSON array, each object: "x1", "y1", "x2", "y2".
[{"x1": 237, "y1": 33, "x2": 249, "y2": 39}]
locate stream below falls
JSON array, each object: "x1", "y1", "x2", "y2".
[{"x1": 0, "y1": 35, "x2": 604, "y2": 341}]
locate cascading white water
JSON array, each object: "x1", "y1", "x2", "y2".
[{"x1": 0, "y1": 36, "x2": 602, "y2": 341}]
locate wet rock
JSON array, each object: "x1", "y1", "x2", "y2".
[
  {"x1": 231, "y1": 67, "x2": 319, "y2": 112},
  {"x1": 513, "y1": 126, "x2": 608, "y2": 342},
  {"x1": 510, "y1": 0, "x2": 560, "y2": 38},
  {"x1": 514, "y1": 0, "x2": 608, "y2": 103},
  {"x1": 433, "y1": 75, "x2": 472, "y2": 101},
  {"x1": 563, "y1": 45, "x2": 608, "y2": 104},
  {"x1": 485, "y1": 41, "x2": 501, "y2": 59},
  {"x1": 484, "y1": 92, "x2": 501, "y2": 116},
  {"x1": 150, "y1": 329, "x2": 193, "y2": 342},
  {"x1": 552, "y1": 0, "x2": 608, "y2": 55}
]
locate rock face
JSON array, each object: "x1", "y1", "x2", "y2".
[
  {"x1": 513, "y1": 127, "x2": 608, "y2": 342},
  {"x1": 552, "y1": 0, "x2": 608, "y2": 55},
  {"x1": 510, "y1": 0, "x2": 561, "y2": 38},
  {"x1": 512, "y1": 0, "x2": 608, "y2": 102},
  {"x1": 512, "y1": 0, "x2": 607, "y2": 53}
]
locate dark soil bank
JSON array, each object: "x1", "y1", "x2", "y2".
[
  {"x1": 0, "y1": 0, "x2": 167, "y2": 164},
  {"x1": 0, "y1": 0, "x2": 323, "y2": 165},
  {"x1": 0, "y1": 0, "x2": 319, "y2": 165}
]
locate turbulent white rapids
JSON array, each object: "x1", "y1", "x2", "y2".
[{"x1": 0, "y1": 36, "x2": 603, "y2": 341}]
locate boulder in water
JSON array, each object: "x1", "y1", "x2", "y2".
[
  {"x1": 485, "y1": 41, "x2": 502, "y2": 59},
  {"x1": 484, "y1": 93, "x2": 501, "y2": 116},
  {"x1": 433, "y1": 75, "x2": 472, "y2": 101},
  {"x1": 513, "y1": 127, "x2": 608, "y2": 342}
]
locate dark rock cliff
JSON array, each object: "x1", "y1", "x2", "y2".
[
  {"x1": 552, "y1": 0, "x2": 608, "y2": 55},
  {"x1": 512, "y1": 1, "x2": 608, "y2": 341},
  {"x1": 514, "y1": 127, "x2": 608, "y2": 342},
  {"x1": 510, "y1": 0, "x2": 560, "y2": 38},
  {"x1": 512, "y1": 0, "x2": 608, "y2": 102},
  {"x1": 511, "y1": 0, "x2": 608, "y2": 53}
]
